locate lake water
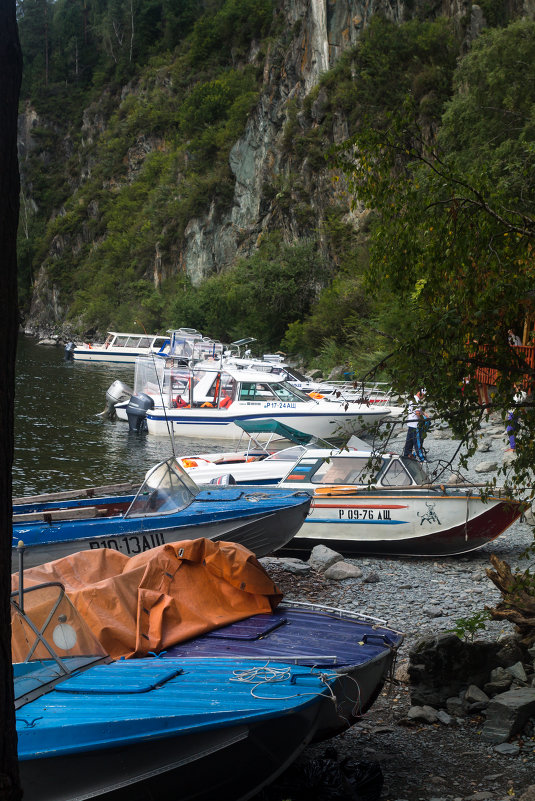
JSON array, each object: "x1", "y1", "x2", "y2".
[{"x1": 13, "y1": 336, "x2": 226, "y2": 497}]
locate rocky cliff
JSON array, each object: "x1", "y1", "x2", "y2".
[{"x1": 17, "y1": 0, "x2": 502, "y2": 336}]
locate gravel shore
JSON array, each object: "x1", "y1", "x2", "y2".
[{"x1": 252, "y1": 418, "x2": 535, "y2": 801}]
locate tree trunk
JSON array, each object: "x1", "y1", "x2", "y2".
[
  {"x1": 0, "y1": 1, "x2": 22, "y2": 798},
  {"x1": 486, "y1": 553, "x2": 535, "y2": 647}
]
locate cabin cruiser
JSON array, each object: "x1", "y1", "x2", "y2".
[
  {"x1": 73, "y1": 331, "x2": 170, "y2": 363},
  {"x1": 119, "y1": 359, "x2": 391, "y2": 441}
]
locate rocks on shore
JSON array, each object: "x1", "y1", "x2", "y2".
[
  {"x1": 407, "y1": 632, "x2": 535, "y2": 747},
  {"x1": 262, "y1": 544, "x2": 371, "y2": 584}
]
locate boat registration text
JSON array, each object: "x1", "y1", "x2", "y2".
[
  {"x1": 338, "y1": 509, "x2": 392, "y2": 520},
  {"x1": 89, "y1": 532, "x2": 166, "y2": 554}
]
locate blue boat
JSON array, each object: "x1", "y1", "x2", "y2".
[
  {"x1": 158, "y1": 601, "x2": 404, "y2": 742},
  {"x1": 12, "y1": 456, "x2": 312, "y2": 569},
  {"x1": 13, "y1": 582, "x2": 348, "y2": 801}
]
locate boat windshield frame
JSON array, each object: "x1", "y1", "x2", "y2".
[
  {"x1": 12, "y1": 582, "x2": 109, "y2": 708},
  {"x1": 124, "y1": 457, "x2": 201, "y2": 518},
  {"x1": 399, "y1": 457, "x2": 430, "y2": 485}
]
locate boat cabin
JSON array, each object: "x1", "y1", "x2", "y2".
[
  {"x1": 282, "y1": 451, "x2": 430, "y2": 488},
  {"x1": 104, "y1": 331, "x2": 169, "y2": 352},
  {"x1": 131, "y1": 362, "x2": 318, "y2": 411}
]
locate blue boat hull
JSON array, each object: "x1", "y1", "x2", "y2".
[
  {"x1": 157, "y1": 605, "x2": 403, "y2": 741},
  {"x1": 17, "y1": 658, "x2": 330, "y2": 801},
  {"x1": 12, "y1": 487, "x2": 312, "y2": 568}
]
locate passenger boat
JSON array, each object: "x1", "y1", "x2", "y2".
[
  {"x1": 13, "y1": 580, "x2": 347, "y2": 801},
  {"x1": 177, "y1": 422, "x2": 525, "y2": 557},
  {"x1": 105, "y1": 331, "x2": 396, "y2": 422},
  {"x1": 72, "y1": 330, "x2": 170, "y2": 363},
  {"x1": 11, "y1": 456, "x2": 312, "y2": 569},
  {"x1": 13, "y1": 540, "x2": 404, "y2": 747}
]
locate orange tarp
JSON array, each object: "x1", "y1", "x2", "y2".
[{"x1": 11, "y1": 539, "x2": 283, "y2": 659}]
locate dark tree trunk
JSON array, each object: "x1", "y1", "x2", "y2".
[
  {"x1": 0, "y1": 1, "x2": 22, "y2": 799},
  {"x1": 486, "y1": 553, "x2": 535, "y2": 647}
]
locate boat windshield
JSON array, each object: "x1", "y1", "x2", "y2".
[
  {"x1": 125, "y1": 457, "x2": 200, "y2": 517},
  {"x1": 284, "y1": 367, "x2": 309, "y2": 382},
  {"x1": 308, "y1": 455, "x2": 385, "y2": 485},
  {"x1": 267, "y1": 445, "x2": 308, "y2": 461},
  {"x1": 400, "y1": 457, "x2": 430, "y2": 485},
  {"x1": 12, "y1": 582, "x2": 109, "y2": 708},
  {"x1": 272, "y1": 381, "x2": 314, "y2": 402}
]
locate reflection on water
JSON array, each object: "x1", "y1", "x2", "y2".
[{"x1": 14, "y1": 336, "x2": 228, "y2": 497}]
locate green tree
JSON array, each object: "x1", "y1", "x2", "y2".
[{"x1": 334, "y1": 19, "x2": 535, "y2": 485}]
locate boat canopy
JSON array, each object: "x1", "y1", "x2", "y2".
[{"x1": 236, "y1": 418, "x2": 315, "y2": 446}]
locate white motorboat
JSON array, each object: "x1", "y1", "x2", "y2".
[
  {"x1": 103, "y1": 331, "x2": 396, "y2": 425},
  {"x1": 278, "y1": 449, "x2": 525, "y2": 557},
  {"x1": 126, "y1": 363, "x2": 391, "y2": 440},
  {"x1": 73, "y1": 330, "x2": 170, "y2": 363},
  {"x1": 176, "y1": 419, "x2": 317, "y2": 485},
  {"x1": 178, "y1": 421, "x2": 525, "y2": 557}
]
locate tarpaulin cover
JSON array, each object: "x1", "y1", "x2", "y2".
[{"x1": 11, "y1": 539, "x2": 283, "y2": 659}]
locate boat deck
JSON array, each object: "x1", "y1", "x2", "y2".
[{"x1": 162, "y1": 605, "x2": 402, "y2": 667}]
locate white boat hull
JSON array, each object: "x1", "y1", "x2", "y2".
[
  {"x1": 73, "y1": 347, "x2": 161, "y2": 364},
  {"x1": 145, "y1": 405, "x2": 388, "y2": 440},
  {"x1": 284, "y1": 489, "x2": 523, "y2": 557}
]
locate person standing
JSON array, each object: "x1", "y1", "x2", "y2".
[
  {"x1": 506, "y1": 385, "x2": 526, "y2": 452},
  {"x1": 403, "y1": 390, "x2": 426, "y2": 461}
]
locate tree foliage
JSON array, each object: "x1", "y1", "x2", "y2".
[
  {"x1": 335, "y1": 18, "x2": 535, "y2": 483},
  {"x1": 168, "y1": 234, "x2": 328, "y2": 350}
]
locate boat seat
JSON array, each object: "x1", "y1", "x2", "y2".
[{"x1": 12, "y1": 506, "x2": 100, "y2": 524}]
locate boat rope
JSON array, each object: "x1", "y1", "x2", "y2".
[{"x1": 229, "y1": 660, "x2": 339, "y2": 702}]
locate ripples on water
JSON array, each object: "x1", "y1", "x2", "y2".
[{"x1": 14, "y1": 336, "x2": 227, "y2": 497}]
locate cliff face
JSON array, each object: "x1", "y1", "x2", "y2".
[
  {"x1": 19, "y1": 0, "x2": 482, "y2": 335},
  {"x1": 176, "y1": 0, "x2": 408, "y2": 286}
]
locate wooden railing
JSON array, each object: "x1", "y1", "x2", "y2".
[{"x1": 475, "y1": 344, "x2": 535, "y2": 387}]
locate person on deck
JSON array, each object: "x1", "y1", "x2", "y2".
[{"x1": 403, "y1": 390, "x2": 426, "y2": 462}]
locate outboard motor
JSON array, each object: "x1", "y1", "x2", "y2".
[
  {"x1": 209, "y1": 474, "x2": 236, "y2": 485},
  {"x1": 99, "y1": 380, "x2": 134, "y2": 419},
  {"x1": 64, "y1": 341, "x2": 75, "y2": 361},
  {"x1": 126, "y1": 393, "x2": 154, "y2": 433}
]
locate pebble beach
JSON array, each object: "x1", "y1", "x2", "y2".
[
  {"x1": 255, "y1": 416, "x2": 535, "y2": 801},
  {"x1": 268, "y1": 415, "x2": 535, "y2": 650}
]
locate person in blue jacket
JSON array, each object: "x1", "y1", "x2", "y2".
[{"x1": 403, "y1": 390, "x2": 426, "y2": 461}]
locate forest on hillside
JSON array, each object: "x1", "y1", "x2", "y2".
[{"x1": 16, "y1": 0, "x2": 535, "y2": 380}]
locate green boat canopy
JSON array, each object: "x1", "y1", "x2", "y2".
[{"x1": 235, "y1": 418, "x2": 314, "y2": 446}]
